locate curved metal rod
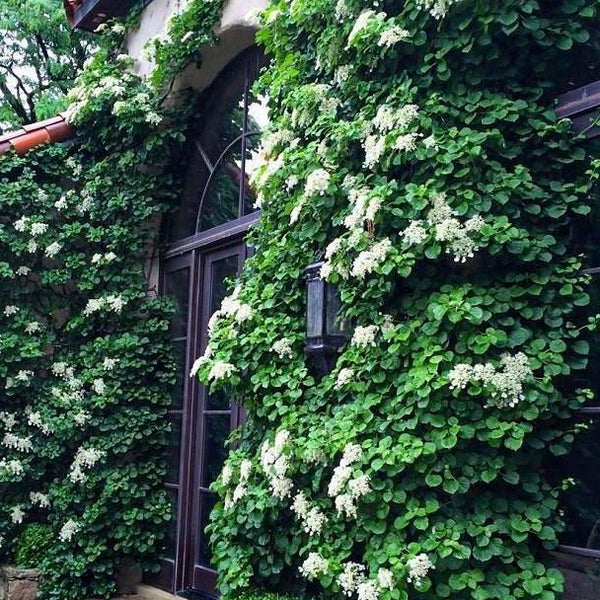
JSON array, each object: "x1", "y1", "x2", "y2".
[{"x1": 195, "y1": 131, "x2": 261, "y2": 233}]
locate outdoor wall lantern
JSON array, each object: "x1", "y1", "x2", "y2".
[
  {"x1": 304, "y1": 261, "x2": 348, "y2": 376},
  {"x1": 64, "y1": 0, "x2": 138, "y2": 32}
]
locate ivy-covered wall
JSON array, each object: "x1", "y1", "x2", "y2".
[{"x1": 192, "y1": 2, "x2": 600, "y2": 600}]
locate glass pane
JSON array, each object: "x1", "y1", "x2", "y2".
[
  {"x1": 197, "y1": 493, "x2": 217, "y2": 567},
  {"x1": 210, "y1": 255, "x2": 239, "y2": 315},
  {"x1": 201, "y1": 413, "x2": 231, "y2": 488},
  {"x1": 168, "y1": 152, "x2": 210, "y2": 241},
  {"x1": 197, "y1": 144, "x2": 243, "y2": 232},
  {"x1": 557, "y1": 414, "x2": 600, "y2": 549},
  {"x1": 306, "y1": 279, "x2": 324, "y2": 339},
  {"x1": 164, "y1": 488, "x2": 178, "y2": 560},
  {"x1": 206, "y1": 388, "x2": 230, "y2": 411},
  {"x1": 166, "y1": 413, "x2": 182, "y2": 484},
  {"x1": 170, "y1": 339, "x2": 186, "y2": 410},
  {"x1": 165, "y1": 268, "x2": 190, "y2": 337}
]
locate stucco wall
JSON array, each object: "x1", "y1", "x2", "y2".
[{"x1": 128, "y1": 0, "x2": 268, "y2": 89}]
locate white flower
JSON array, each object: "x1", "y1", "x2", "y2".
[
  {"x1": 357, "y1": 580, "x2": 380, "y2": 600},
  {"x1": 292, "y1": 492, "x2": 309, "y2": 518},
  {"x1": 335, "y1": 368, "x2": 354, "y2": 389},
  {"x1": 240, "y1": 459, "x2": 252, "y2": 482},
  {"x1": 69, "y1": 447, "x2": 105, "y2": 483},
  {"x1": 394, "y1": 133, "x2": 420, "y2": 152},
  {"x1": 3, "y1": 432, "x2": 33, "y2": 452},
  {"x1": 416, "y1": 0, "x2": 464, "y2": 19},
  {"x1": 55, "y1": 196, "x2": 68, "y2": 210},
  {"x1": 73, "y1": 410, "x2": 91, "y2": 427},
  {"x1": 102, "y1": 357, "x2": 118, "y2": 370},
  {"x1": 341, "y1": 443, "x2": 363, "y2": 466},
  {"x1": 299, "y1": 552, "x2": 328, "y2": 579},
  {"x1": 363, "y1": 134, "x2": 386, "y2": 169},
  {"x1": 339, "y1": 562, "x2": 366, "y2": 596},
  {"x1": 335, "y1": 0, "x2": 350, "y2": 20},
  {"x1": 232, "y1": 483, "x2": 247, "y2": 503},
  {"x1": 24, "y1": 322, "x2": 41, "y2": 335},
  {"x1": 335, "y1": 493, "x2": 357, "y2": 518},
  {"x1": 351, "y1": 239, "x2": 392, "y2": 278},
  {"x1": 30, "y1": 222, "x2": 48, "y2": 236},
  {"x1": 304, "y1": 506, "x2": 327, "y2": 536},
  {"x1": 378, "y1": 25, "x2": 410, "y2": 47},
  {"x1": 10, "y1": 506, "x2": 24, "y2": 524},
  {"x1": 14, "y1": 216, "x2": 29, "y2": 232},
  {"x1": 16, "y1": 266, "x2": 31, "y2": 276},
  {"x1": 349, "y1": 474, "x2": 371, "y2": 498},
  {"x1": 271, "y1": 338, "x2": 293, "y2": 358},
  {"x1": 28, "y1": 411, "x2": 51, "y2": 435},
  {"x1": 270, "y1": 476, "x2": 293, "y2": 499},
  {"x1": 406, "y1": 553, "x2": 434, "y2": 585},
  {"x1": 377, "y1": 568, "x2": 394, "y2": 590},
  {"x1": 189, "y1": 355, "x2": 209, "y2": 378},
  {"x1": 0, "y1": 458, "x2": 24, "y2": 476},
  {"x1": 423, "y1": 134, "x2": 437, "y2": 149},
  {"x1": 351, "y1": 325, "x2": 378, "y2": 348},
  {"x1": 208, "y1": 360, "x2": 236, "y2": 382},
  {"x1": 401, "y1": 221, "x2": 428, "y2": 245},
  {"x1": 30, "y1": 492, "x2": 50, "y2": 508},
  {"x1": 235, "y1": 303, "x2": 253, "y2": 324},
  {"x1": 91, "y1": 253, "x2": 102, "y2": 263},
  {"x1": 45, "y1": 242, "x2": 62, "y2": 258},
  {"x1": 304, "y1": 168, "x2": 331, "y2": 197},
  {"x1": 92, "y1": 378, "x2": 106, "y2": 395},
  {"x1": 27, "y1": 239, "x2": 38, "y2": 254},
  {"x1": 328, "y1": 464, "x2": 352, "y2": 497},
  {"x1": 0, "y1": 412, "x2": 17, "y2": 429},
  {"x1": 3, "y1": 305, "x2": 19, "y2": 316},
  {"x1": 59, "y1": 519, "x2": 81, "y2": 542}
]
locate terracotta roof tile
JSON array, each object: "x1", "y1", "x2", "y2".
[{"x1": 0, "y1": 114, "x2": 75, "y2": 157}]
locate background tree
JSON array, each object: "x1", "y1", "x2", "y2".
[{"x1": 0, "y1": 0, "x2": 93, "y2": 131}]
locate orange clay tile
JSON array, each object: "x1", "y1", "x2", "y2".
[{"x1": 0, "y1": 115, "x2": 75, "y2": 157}]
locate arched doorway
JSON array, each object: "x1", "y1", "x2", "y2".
[{"x1": 154, "y1": 46, "x2": 266, "y2": 596}]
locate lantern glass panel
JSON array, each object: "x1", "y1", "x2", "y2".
[
  {"x1": 306, "y1": 278, "x2": 324, "y2": 339},
  {"x1": 326, "y1": 283, "x2": 345, "y2": 337}
]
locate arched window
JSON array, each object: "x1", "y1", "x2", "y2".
[{"x1": 155, "y1": 46, "x2": 267, "y2": 596}]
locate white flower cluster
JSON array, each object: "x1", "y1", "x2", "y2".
[
  {"x1": 261, "y1": 430, "x2": 293, "y2": 500},
  {"x1": 271, "y1": 338, "x2": 294, "y2": 358},
  {"x1": 10, "y1": 506, "x2": 24, "y2": 524},
  {"x1": 328, "y1": 444, "x2": 370, "y2": 518},
  {"x1": 291, "y1": 492, "x2": 328, "y2": 536},
  {"x1": 344, "y1": 187, "x2": 382, "y2": 231},
  {"x1": 448, "y1": 352, "x2": 533, "y2": 408},
  {"x1": 299, "y1": 552, "x2": 328, "y2": 580},
  {"x1": 59, "y1": 519, "x2": 81, "y2": 543},
  {"x1": 335, "y1": 367, "x2": 354, "y2": 389},
  {"x1": 24, "y1": 321, "x2": 42, "y2": 335},
  {"x1": 351, "y1": 325, "x2": 378, "y2": 348},
  {"x1": 3, "y1": 433, "x2": 33, "y2": 453},
  {"x1": 347, "y1": 10, "x2": 385, "y2": 45},
  {"x1": 426, "y1": 192, "x2": 484, "y2": 263},
  {"x1": 223, "y1": 458, "x2": 253, "y2": 510},
  {"x1": 91, "y1": 252, "x2": 117, "y2": 264},
  {"x1": 378, "y1": 25, "x2": 410, "y2": 47},
  {"x1": 208, "y1": 360, "x2": 236, "y2": 382},
  {"x1": 69, "y1": 447, "x2": 105, "y2": 483},
  {"x1": 30, "y1": 492, "x2": 50, "y2": 508},
  {"x1": 189, "y1": 345, "x2": 213, "y2": 379},
  {"x1": 208, "y1": 285, "x2": 253, "y2": 334},
  {"x1": 339, "y1": 563, "x2": 394, "y2": 599},
  {"x1": 83, "y1": 294, "x2": 127, "y2": 316},
  {"x1": 27, "y1": 410, "x2": 51, "y2": 435},
  {"x1": 351, "y1": 238, "x2": 392, "y2": 278},
  {"x1": 416, "y1": 0, "x2": 464, "y2": 19},
  {"x1": 363, "y1": 104, "x2": 419, "y2": 169},
  {"x1": 406, "y1": 553, "x2": 434, "y2": 585},
  {"x1": 0, "y1": 411, "x2": 17, "y2": 429},
  {"x1": 0, "y1": 458, "x2": 23, "y2": 477},
  {"x1": 304, "y1": 168, "x2": 331, "y2": 198},
  {"x1": 6, "y1": 369, "x2": 35, "y2": 388},
  {"x1": 3, "y1": 305, "x2": 19, "y2": 316}
]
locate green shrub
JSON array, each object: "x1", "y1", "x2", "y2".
[{"x1": 14, "y1": 524, "x2": 54, "y2": 568}]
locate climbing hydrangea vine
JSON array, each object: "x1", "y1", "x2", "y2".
[
  {"x1": 194, "y1": 1, "x2": 600, "y2": 600},
  {"x1": 0, "y1": 4, "x2": 225, "y2": 599}
]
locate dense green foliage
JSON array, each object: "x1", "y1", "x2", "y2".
[
  {"x1": 191, "y1": 2, "x2": 600, "y2": 600},
  {"x1": 0, "y1": 0, "x2": 92, "y2": 129},
  {"x1": 0, "y1": 12, "x2": 220, "y2": 597},
  {"x1": 14, "y1": 523, "x2": 53, "y2": 568}
]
